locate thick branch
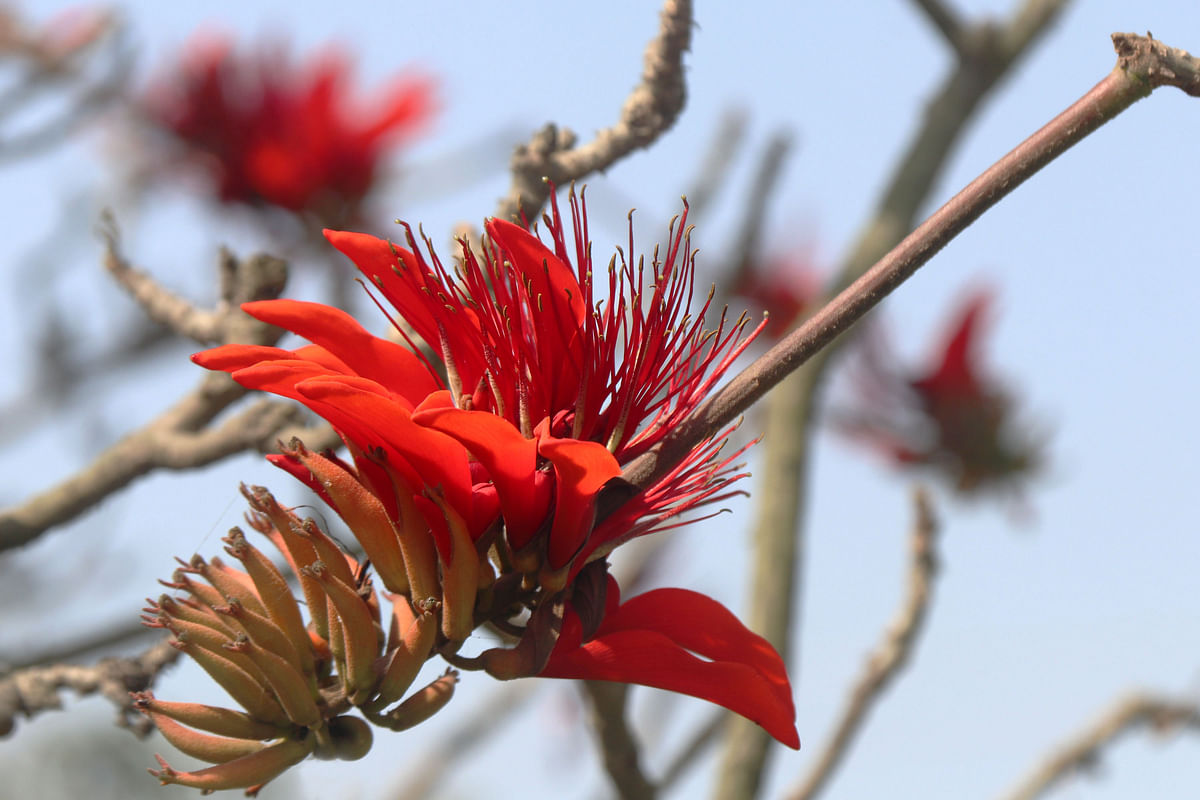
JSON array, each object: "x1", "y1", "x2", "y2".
[
  {"x1": 626, "y1": 31, "x2": 1186, "y2": 496},
  {"x1": 0, "y1": 639, "x2": 178, "y2": 737},
  {"x1": 496, "y1": 0, "x2": 691, "y2": 221},
  {"x1": 996, "y1": 694, "x2": 1200, "y2": 800},
  {"x1": 786, "y1": 490, "x2": 940, "y2": 800}
]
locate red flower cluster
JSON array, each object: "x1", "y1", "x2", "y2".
[
  {"x1": 144, "y1": 34, "x2": 434, "y2": 221},
  {"x1": 839, "y1": 290, "x2": 1040, "y2": 495},
  {"x1": 154, "y1": 189, "x2": 798, "y2": 791}
]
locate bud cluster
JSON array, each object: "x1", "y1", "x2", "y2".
[{"x1": 139, "y1": 484, "x2": 457, "y2": 795}]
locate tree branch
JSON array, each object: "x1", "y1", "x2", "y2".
[
  {"x1": 709, "y1": 4, "x2": 1069, "y2": 796},
  {"x1": 583, "y1": 680, "x2": 656, "y2": 800},
  {"x1": 786, "y1": 489, "x2": 940, "y2": 800},
  {"x1": 0, "y1": 248, "x2": 290, "y2": 552},
  {"x1": 627, "y1": 30, "x2": 1187, "y2": 497},
  {"x1": 0, "y1": 639, "x2": 179, "y2": 737},
  {"x1": 911, "y1": 0, "x2": 966, "y2": 54},
  {"x1": 495, "y1": 0, "x2": 691, "y2": 222},
  {"x1": 995, "y1": 693, "x2": 1200, "y2": 800}
]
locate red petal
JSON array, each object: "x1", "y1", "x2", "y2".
[
  {"x1": 537, "y1": 437, "x2": 621, "y2": 569},
  {"x1": 240, "y1": 298, "x2": 441, "y2": 404},
  {"x1": 323, "y1": 229, "x2": 487, "y2": 390},
  {"x1": 293, "y1": 377, "x2": 473, "y2": 518},
  {"x1": 915, "y1": 290, "x2": 992, "y2": 398},
  {"x1": 414, "y1": 406, "x2": 548, "y2": 548},
  {"x1": 485, "y1": 219, "x2": 586, "y2": 412},
  {"x1": 542, "y1": 585, "x2": 798, "y2": 749}
]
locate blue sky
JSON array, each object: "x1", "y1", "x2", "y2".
[{"x1": 2, "y1": 1, "x2": 1199, "y2": 798}]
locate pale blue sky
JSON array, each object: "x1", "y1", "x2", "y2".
[{"x1": 2, "y1": 1, "x2": 1199, "y2": 799}]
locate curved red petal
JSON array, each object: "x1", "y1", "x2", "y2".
[
  {"x1": 323, "y1": 229, "x2": 487, "y2": 389},
  {"x1": 602, "y1": 589, "x2": 794, "y2": 715},
  {"x1": 537, "y1": 437, "x2": 622, "y2": 569},
  {"x1": 240, "y1": 298, "x2": 440, "y2": 404},
  {"x1": 917, "y1": 290, "x2": 992, "y2": 397},
  {"x1": 294, "y1": 377, "x2": 473, "y2": 517},
  {"x1": 485, "y1": 219, "x2": 586, "y2": 412},
  {"x1": 542, "y1": 603, "x2": 798, "y2": 749}
]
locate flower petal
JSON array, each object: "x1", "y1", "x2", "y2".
[
  {"x1": 536, "y1": 436, "x2": 622, "y2": 570},
  {"x1": 414, "y1": 406, "x2": 548, "y2": 547},
  {"x1": 239, "y1": 298, "x2": 441, "y2": 404},
  {"x1": 542, "y1": 582, "x2": 798, "y2": 749}
]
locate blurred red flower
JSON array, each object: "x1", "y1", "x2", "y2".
[
  {"x1": 194, "y1": 191, "x2": 798, "y2": 748},
  {"x1": 732, "y1": 252, "x2": 820, "y2": 338},
  {"x1": 838, "y1": 289, "x2": 1040, "y2": 496},
  {"x1": 144, "y1": 34, "x2": 434, "y2": 222}
]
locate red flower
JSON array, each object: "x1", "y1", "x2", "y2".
[
  {"x1": 193, "y1": 191, "x2": 797, "y2": 749},
  {"x1": 838, "y1": 289, "x2": 1040, "y2": 495},
  {"x1": 144, "y1": 34, "x2": 434, "y2": 221}
]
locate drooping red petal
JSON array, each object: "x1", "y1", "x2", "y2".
[
  {"x1": 541, "y1": 581, "x2": 798, "y2": 749},
  {"x1": 239, "y1": 298, "x2": 441, "y2": 404},
  {"x1": 537, "y1": 437, "x2": 622, "y2": 570}
]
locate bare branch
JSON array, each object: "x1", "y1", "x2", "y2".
[
  {"x1": 496, "y1": 0, "x2": 691, "y2": 222},
  {"x1": 728, "y1": 129, "x2": 794, "y2": 282},
  {"x1": 0, "y1": 249, "x2": 290, "y2": 552},
  {"x1": 0, "y1": 8, "x2": 132, "y2": 163},
  {"x1": 996, "y1": 694, "x2": 1200, "y2": 800},
  {"x1": 1112, "y1": 33, "x2": 1200, "y2": 96},
  {"x1": 98, "y1": 215, "x2": 221, "y2": 343},
  {"x1": 911, "y1": 0, "x2": 966, "y2": 52},
  {"x1": 626, "y1": 29, "x2": 1187, "y2": 497},
  {"x1": 785, "y1": 489, "x2": 940, "y2": 800},
  {"x1": 0, "y1": 639, "x2": 178, "y2": 737},
  {"x1": 583, "y1": 681, "x2": 656, "y2": 800},
  {"x1": 1, "y1": 620, "x2": 151, "y2": 672}
]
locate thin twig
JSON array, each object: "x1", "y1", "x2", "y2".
[
  {"x1": 1, "y1": 620, "x2": 152, "y2": 672},
  {"x1": 785, "y1": 489, "x2": 940, "y2": 800},
  {"x1": 995, "y1": 693, "x2": 1200, "y2": 800},
  {"x1": 0, "y1": 639, "x2": 179, "y2": 737},
  {"x1": 583, "y1": 680, "x2": 657, "y2": 800},
  {"x1": 495, "y1": 0, "x2": 691, "y2": 222},
  {"x1": 683, "y1": 109, "x2": 749, "y2": 218},
  {"x1": 98, "y1": 215, "x2": 222, "y2": 344},
  {"x1": 728, "y1": 129, "x2": 794, "y2": 283}
]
